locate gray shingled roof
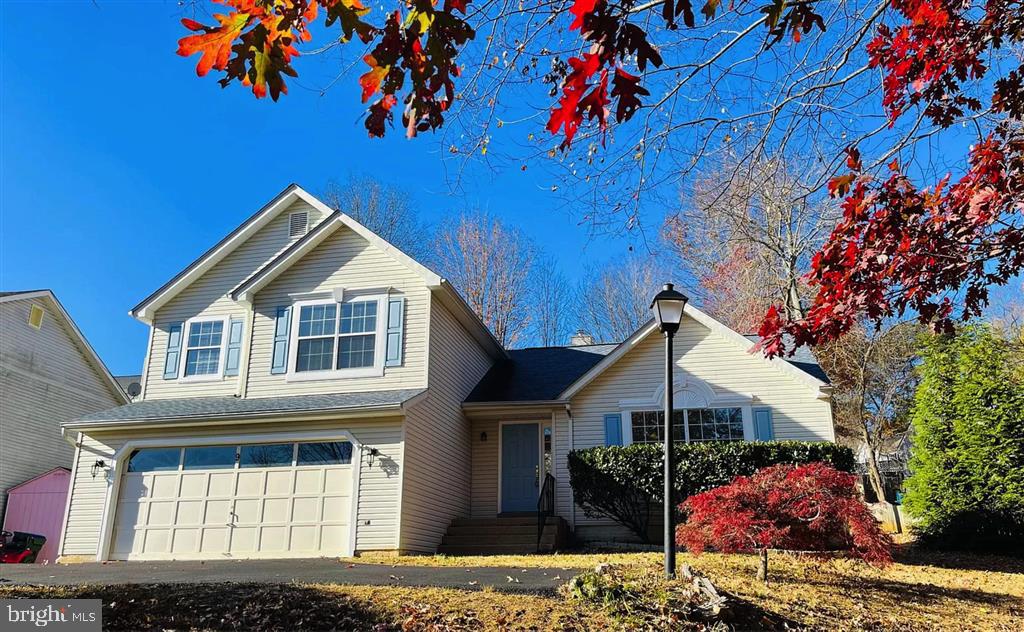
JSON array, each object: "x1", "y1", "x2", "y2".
[
  {"x1": 465, "y1": 345, "x2": 617, "y2": 402},
  {"x1": 742, "y1": 334, "x2": 831, "y2": 383},
  {"x1": 466, "y1": 334, "x2": 829, "y2": 404},
  {"x1": 67, "y1": 389, "x2": 425, "y2": 426}
]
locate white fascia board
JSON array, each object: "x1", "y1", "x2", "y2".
[
  {"x1": 3, "y1": 290, "x2": 129, "y2": 404},
  {"x1": 130, "y1": 184, "x2": 304, "y2": 323}
]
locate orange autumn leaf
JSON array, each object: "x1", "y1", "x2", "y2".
[
  {"x1": 177, "y1": 11, "x2": 251, "y2": 76},
  {"x1": 359, "y1": 55, "x2": 389, "y2": 102}
]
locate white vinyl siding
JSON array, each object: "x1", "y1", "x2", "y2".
[
  {"x1": 399, "y1": 296, "x2": 493, "y2": 552},
  {"x1": 142, "y1": 200, "x2": 327, "y2": 400},
  {"x1": 561, "y1": 315, "x2": 833, "y2": 539},
  {"x1": 0, "y1": 298, "x2": 123, "y2": 515},
  {"x1": 60, "y1": 418, "x2": 403, "y2": 558},
  {"x1": 470, "y1": 418, "x2": 499, "y2": 519},
  {"x1": 246, "y1": 225, "x2": 429, "y2": 397}
]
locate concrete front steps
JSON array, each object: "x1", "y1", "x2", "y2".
[{"x1": 437, "y1": 515, "x2": 569, "y2": 555}]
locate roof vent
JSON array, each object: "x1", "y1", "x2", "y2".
[
  {"x1": 288, "y1": 211, "x2": 309, "y2": 238},
  {"x1": 570, "y1": 330, "x2": 595, "y2": 346}
]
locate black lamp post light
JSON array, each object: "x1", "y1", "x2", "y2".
[{"x1": 650, "y1": 282, "x2": 688, "y2": 579}]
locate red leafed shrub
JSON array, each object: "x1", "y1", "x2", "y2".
[{"x1": 676, "y1": 462, "x2": 892, "y2": 584}]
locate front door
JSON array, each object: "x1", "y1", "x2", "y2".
[{"x1": 500, "y1": 423, "x2": 539, "y2": 513}]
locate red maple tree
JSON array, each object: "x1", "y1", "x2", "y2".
[
  {"x1": 676, "y1": 462, "x2": 893, "y2": 584},
  {"x1": 758, "y1": 1, "x2": 1024, "y2": 355}
]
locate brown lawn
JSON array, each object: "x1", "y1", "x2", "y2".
[{"x1": 2, "y1": 547, "x2": 1020, "y2": 630}]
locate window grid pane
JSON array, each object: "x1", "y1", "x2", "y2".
[
  {"x1": 297, "y1": 441, "x2": 353, "y2": 465},
  {"x1": 187, "y1": 321, "x2": 223, "y2": 348},
  {"x1": 296, "y1": 338, "x2": 335, "y2": 372},
  {"x1": 240, "y1": 443, "x2": 293, "y2": 468},
  {"x1": 340, "y1": 301, "x2": 377, "y2": 334},
  {"x1": 298, "y1": 304, "x2": 337, "y2": 337},
  {"x1": 688, "y1": 408, "x2": 744, "y2": 442},
  {"x1": 630, "y1": 410, "x2": 684, "y2": 444},
  {"x1": 337, "y1": 334, "x2": 375, "y2": 369},
  {"x1": 184, "y1": 347, "x2": 221, "y2": 376}
]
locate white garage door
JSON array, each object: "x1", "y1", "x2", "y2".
[{"x1": 111, "y1": 440, "x2": 354, "y2": 560}]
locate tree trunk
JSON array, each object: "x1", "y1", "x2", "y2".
[
  {"x1": 756, "y1": 548, "x2": 769, "y2": 585},
  {"x1": 862, "y1": 424, "x2": 888, "y2": 504}
]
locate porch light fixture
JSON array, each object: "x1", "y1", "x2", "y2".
[{"x1": 650, "y1": 283, "x2": 688, "y2": 580}]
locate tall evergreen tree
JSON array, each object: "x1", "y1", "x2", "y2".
[{"x1": 903, "y1": 325, "x2": 1024, "y2": 551}]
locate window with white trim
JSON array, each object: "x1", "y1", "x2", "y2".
[
  {"x1": 629, "y1": 407, "x2": 744, "y2": 444},
  {"x1": 183, "y1": 320, "x2": 224, "y2": 377},
  {"x1": 290, "y1": 295, "x2": 385, "y2": 379}
]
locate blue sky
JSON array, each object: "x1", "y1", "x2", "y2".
[
  {"x1": 2, "y1": 2, "x2": 1018, "y2": 375},
  {"x1": 0, "y1": 1, "x2": 639, "y2": 375}
]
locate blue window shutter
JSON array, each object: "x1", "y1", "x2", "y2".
[
  {"x1": 271, "y1": 306, "x2": 292, "y2": 375},
  {"x1": 604, "y1": 414, "x2": 623, "y2": 446},
  {"x1": 385, "y1": 297, "x2": 405, "y2": 367},
  {"x1": 754, "y1": 407, "x2": 774, "y2": 441},
  {"x1": 162, "y1": 322, "x2": 184, "y2": 380},
  {"x1": 225, "y1": 317, "x2": 244, "y2": 377}
]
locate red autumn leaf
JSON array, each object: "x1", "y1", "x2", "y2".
[
  {"x1": 569, "y1": 0, "x2": 601, "y2": 31},
  {"x1": 177, "y1": 11, "x2": 251, "y2": 76},
  {"x1": 828, "y1": 173, "x2": 856, "y2": 198}
]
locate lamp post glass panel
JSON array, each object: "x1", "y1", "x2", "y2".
[{"x1": 650, "y1": 283, "x2": 688, "y2": 579}]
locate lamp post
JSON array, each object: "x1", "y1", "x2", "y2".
[{"x1": 650, "y1": 283, "x2": 688, "y2": 579}]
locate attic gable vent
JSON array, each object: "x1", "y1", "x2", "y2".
[
  {"x1": 288, "y1": 211, "x2": 309, "y2": 238},
  {"x1": 28, "y1": 304, "x2": 44, "y2": 329}
]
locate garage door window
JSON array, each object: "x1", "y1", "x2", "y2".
[
  {"x1": 183, "y1": 446, "x2": 237, "y2": 470},
  {"x1": 297, "y1": 441, "x2": 353, "y2": 465},
  {"x1": 240, "y1": 443, "x2": 293, "y2": 468},
  {"x1": 127, "y1": 448, "x2": 181, "y2": 472}
]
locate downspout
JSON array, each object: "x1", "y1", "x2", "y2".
[{"x1": 566, "y1": 403, "x2": 575, "y2": 530}]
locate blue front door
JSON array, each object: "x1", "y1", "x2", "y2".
[{"x1": 501, "y1": 423, "x2": 539, "y2": 513}]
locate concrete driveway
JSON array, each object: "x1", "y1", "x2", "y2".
[{"x1": 0, "y1": 558, "x2": 578, "y2": 595}]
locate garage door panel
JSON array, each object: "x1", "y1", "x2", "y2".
[
  {"x1": 229, "y1": 526, "x2": 257, "y2": 553},
  {"x1": 291, "y1": 525, "x2": 317, "y2": 550},
  {"x1": 324, "y1": 469, "x2": 351, "y2": 493},
  {"x1": 142, "y1": 529, "x2": 170, "y2": 554},
  {"x1": 292, "y1": 497, "x2": 319, "y2": 521},
  {"x1": 147, "y1": 501, "x2": 176, "y2": 526},
  {"x1": 112, "y1": 441, "x2": 355, "y2": 561},
  {"x1": 321, "y1": 525, "x2": 347, "y2": 549},
  {"x1": 322, "y1": 497, "x2": 350, "y2": 522},
  {"x1": 208, "y1": 473, "x2": 235, "y2": 496},
  {"x1": 171, "y1": 528, "x2": 200, "y2": 554},
  {"x1": 262, "y1": 498, "x2": 290, "y2": 522},
  {"x1": 179, "y1": 474, "x2": 207, "y2": 497},
  {"x1": 200, "y1": 528, "x2": 229, "y2": 553},
  {"x1": 295, "y1": 469, "x2": 322, "y2": 493},
  {"x1": 233, "y1": 498, "x2": 261, "y2": 523},
  {"x1": 265, "y1": 471, "x2": 293, "y2": 495},
  {"x1": 205, "y1": 499, "x2": 232, "y2": 524},
  {"x1": 236, "y1": 471, "x2": 263, "y2": 495},
  {"x1": 121, "y1": 477, "x2": 148, "y2": 500},
  {"x1": 151, "y1": 476, "x2": 179, "y2": 499},
  {"x1": 259, "y1": 526, "x2": 288, "y2": 551}
]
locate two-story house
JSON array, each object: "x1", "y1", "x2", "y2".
[{"x1": 57, "y1": 185, "x2": 833, "y2": 562}]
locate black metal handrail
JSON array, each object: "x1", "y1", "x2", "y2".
[{"x1": 537, "y1": 473, "x2": 555, "y2": 552}]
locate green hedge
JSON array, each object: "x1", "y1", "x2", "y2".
[{"x1": 568, "y1": 441, "x2": 854, "y2": 542}]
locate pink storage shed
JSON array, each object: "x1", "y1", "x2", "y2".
[{"x1": 2, "y1": 467, "x2": 71, "y2": 564}]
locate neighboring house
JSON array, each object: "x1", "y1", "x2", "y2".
[
  {"x1": 115, "y1": 375, "x2": 143, "y2": 401},
  {"x1": 57, "y1": 185, "x2": 834, "y2": 562},
  {"x1": 0, "y1": 290, "x2": 127, "y2": 525}
]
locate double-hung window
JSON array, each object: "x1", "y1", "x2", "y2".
[
  {"x1": 180, "y1": 318, "x2": 227, "y2": 379},
  {"x1": 289, "y1": 295, "x2": 385, "y2": 379}
]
